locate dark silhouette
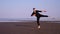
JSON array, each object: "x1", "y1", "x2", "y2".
[{"x1": 31, "y1": 8, "x2": 48, "y2": 29}]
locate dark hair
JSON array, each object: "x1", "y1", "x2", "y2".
[{"x1": 33, "y1": 8, "x2": 35, "y2": 10}]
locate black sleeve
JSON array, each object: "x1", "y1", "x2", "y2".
[
  {"x1": 36, "y1": 10, "x2": 42, "y2": 12},
  {"x1": 31, "y1": 12, "x2": 35, "y2": 16}
]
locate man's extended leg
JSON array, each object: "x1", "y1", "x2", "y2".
[{"x1": 41, "y1": 14, "x2": 48, "y2": 17}]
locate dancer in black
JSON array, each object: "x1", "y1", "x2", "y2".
[{"x1": 31, "y1": 8, "x2": 48, "y2": 29}]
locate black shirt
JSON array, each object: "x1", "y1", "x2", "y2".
[{"x1": 31, "y1": 10, "x2": 42, "y2": 17}]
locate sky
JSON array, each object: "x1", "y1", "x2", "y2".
[{"x1": 0, "y1": 0, "x2": 60, "y2": 20}]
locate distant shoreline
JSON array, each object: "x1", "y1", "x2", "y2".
[{"x1": 0, "y1": 21, "x2": 60, "y2": 23}]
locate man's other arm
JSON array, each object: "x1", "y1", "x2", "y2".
[{"x1": 31, "y1": 12, "x2": 34, "y2": 16}]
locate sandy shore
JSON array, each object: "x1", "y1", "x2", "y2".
[{"x1": 0, "y1": 21, "x2": 60, "y2": 34}]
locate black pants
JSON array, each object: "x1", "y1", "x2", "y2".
[
  {"x1": 37, "y1": 17, "x2": 40, "y2": 26},
  {"x1": 37, "y1": 15, "x2": 48, "y2": 26}
]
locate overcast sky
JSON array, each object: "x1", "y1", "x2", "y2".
[{"x1": 0, "y1": 0, "x2": 60, "y2": 19}]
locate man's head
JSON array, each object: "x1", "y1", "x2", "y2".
[
  {"x1": 33, "y1": 8, "x2": 35, "y2": 10},
  {"x1": 33, "y1": 8, "x2": 36, "y2": 13}
]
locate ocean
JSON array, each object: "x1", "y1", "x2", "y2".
[{"x1": 0, "y1": 18, "x2": 60, "y2": 22}]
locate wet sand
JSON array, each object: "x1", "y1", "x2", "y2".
[{"x1": 0, "y1": 21, "x2": 60, "y2": 34}]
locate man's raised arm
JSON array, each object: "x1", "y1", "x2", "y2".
[{"x1": 36, "y1": 10, "x2": 42, "y2": 12}]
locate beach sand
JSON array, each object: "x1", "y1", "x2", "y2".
[{"x1": 0, "y1": 21, "x2": 60, "y2": 34}]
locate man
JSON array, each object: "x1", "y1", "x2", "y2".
[{"x1": 31, "y1": 8, "x2": 48, "y2": 29}]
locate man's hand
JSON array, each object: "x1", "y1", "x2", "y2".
[
  {"x1": 42, "y1": 10, "x2": 47, "y2": 12},
  {"x1": 41, "y1": 10, "x2": 47, "y2": 12},
  {"x1": 44, "y1": 10, "x2": 47, "y2": 12}
]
